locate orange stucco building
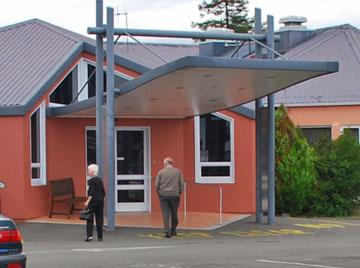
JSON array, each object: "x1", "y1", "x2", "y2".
[
  {"x1": 0, "y1": 18, "x2": 339, "y2": 221},
  {"x1": 0, "y1": 20, "x2": 258, "y2": 220}
]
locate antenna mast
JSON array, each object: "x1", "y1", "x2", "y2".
[{"x1": 115, "y1": 3, "x2": 129, "y2": 51}]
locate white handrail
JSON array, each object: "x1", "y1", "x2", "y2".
[
  {"x1": 219, "y1": 185, "x2": 223, "y2": 225},
  {"x1": 183, "y1": 182, "x2": 187, "y2": 219}
]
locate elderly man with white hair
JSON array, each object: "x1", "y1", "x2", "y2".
[
  {"x1": 155, "y1": 157, "x2": 184, "y2": 238},
  {"x1": 84, "y1": 164, "x2": 105, "y2": 242}
]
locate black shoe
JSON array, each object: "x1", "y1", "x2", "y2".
[
  {"x1": 164, "y1": 233, "x2": 171, "y2": 238},
  {"x1": 98, "y1": 238, "x2": 103, "y2": 241},
  {"x1": 85, "y1": 236, "x2": 93, "y2": 242},
  {"x1": 171, "y1": 231, "x2": 177, "y2": 236}
]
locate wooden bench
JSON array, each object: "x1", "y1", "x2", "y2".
[{"x1": 49, "y1": 177, "x2": 87, "y2": 219}]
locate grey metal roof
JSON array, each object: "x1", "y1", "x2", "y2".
[
  {"x1": 275, "y1": 24, "x2": 360, "y2": 106},
  {"x1": 0, "y1": 19, "x2": 149, "y2": 114},
  {"x1": 114, "y1": 42, "x2": 199, "y2": 69},
  {"x1": 0, "y1": 19, "x2": 79, "y2": 106},
  {"x1": 48, "y1": 56, "x2": 338, "y2": 118}
]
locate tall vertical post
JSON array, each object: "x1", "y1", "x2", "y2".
[
  {"x1": 266, "y1": 15, "x2": 275, "y2": 225},
  {"x1": 96, "y1": 0, "x2": 103, "y2": 177},
  {"x1": 106, "y1": 6, "x2": 116, "y2": 231},
  {"x1": 255, "y1": 7, "x2": 263, "y2": 224}
]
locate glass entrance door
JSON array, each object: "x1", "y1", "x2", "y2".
[{"x1": 115, "y1": 128, "x2": 150, "y2": 212}]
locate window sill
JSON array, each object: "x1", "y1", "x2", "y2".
[
  {"x1": 31, "y1": 179, "x2": 47, "y2": 187},
  {"x1": 195, "y1": 177, "x2": 235, "y2": 184}
]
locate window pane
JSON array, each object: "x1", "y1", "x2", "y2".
[
  {"x1": 343, "y1": 128, "x2": 359, "y2": 141},
  {"x1": 200, "y1": 114, "x2": 230, "y2": 162},
  {"x1": 86, "y1": 130, "x2": 96, "y2": 166},
  {"x1": 117, "y1": 131, "x2": 144, "y2": 175},
  {"x1": 117, "y1": 190, "x2": 144, "y2": 203},
  {"x1": 301, "y1": 127, "x2": 331, "y2": 146},
  {"x1": 49, "y1": 71, "x2": 73, "y2": 104},
  {"x1": 201, "y1": 166, "x2": 230, "y2": 177},
  {"x1": 31, "y1": 109, "x2": 40, "y2": 163},
  {"x1": 32, "y1": 167, "x2": 40, "y2": 179},
  {"x1": 87, "y1": 64, "x2": 107, "y2": 98},
  {"x1": 87, "y1": 65, "x2": 96, "y2": 98},
  {"x1": 117, "y1": 180, "x2": 144, "y2": 185}
]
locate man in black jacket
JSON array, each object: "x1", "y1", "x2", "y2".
[{"x1": 84, "y1": 164, "x2": 105, "y2": 242}]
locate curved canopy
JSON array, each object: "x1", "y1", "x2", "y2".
[{"x1": 49, "y1": 56, "x2": 338, "y2": 118}]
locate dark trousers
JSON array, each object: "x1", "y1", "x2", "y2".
[
  {"x1": 86, "y1": 202, "x2": 104, "y2": 239},
  {"x1": 159, "y1": 195, "x2": 180, "y2": 234}
]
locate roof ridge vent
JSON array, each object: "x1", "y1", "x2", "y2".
[{"x1": 279, "y1": 15, "x2": 307, "y2": 31}]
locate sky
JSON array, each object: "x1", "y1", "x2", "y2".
[{"x1": 1, "y1": 0, "x2": 360, "y2": 43}]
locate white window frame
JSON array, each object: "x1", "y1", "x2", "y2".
[
  {"x1": 194, "y1": 112, "x2": 235, "y2": 184},
  {"x1": 340, "y1": 125, "x2": 360, "y2": 143},
  {"x1": 30, "y1": 101, "x2": 46, "y2": 186},
  {"x1": 77, "y1": 59, "x2": 89, "y2": 101},
  {"x1": 78, "y1": 59, "x2": 133, "y2": 101}
]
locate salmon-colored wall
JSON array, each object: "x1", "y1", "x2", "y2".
[
  {"x1": 0, "y1": 117, "x2": 27, "y2": 219},
  {"x1": 45, "y1": 113, "x2": 256, "y2": 217},
  {"x1": 1, "y1": 47, "x2": 257, "y2": 219},
  {"x1": 287, "y1": 105, "x2": 360, "y2": 139},
  {"x1": 0, "y1": 49, "x2": 143, "y2": 220},
  {"x1": 45, "y1": 118, "x2": 185, "y2": 214},
  {"x1": 182, "y1": 110, "x2": 255, "y2": 214}
]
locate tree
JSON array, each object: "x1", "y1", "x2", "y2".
[
  {"x1": 192, "y1": 0, "x2": 253, "y2": 33},
  {"x1": 275, "y1": 105, "x2": 317, "y2": 216},
  {"x1": 311, "y1": 130, "x2": 360, "y2": 216}
]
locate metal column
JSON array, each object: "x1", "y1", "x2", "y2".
[
  {"x1": 95, "y1": 0, "x2": 103, "y2": 177},
  {"x1": 266, "y1": 15, "x2": 275, "y2": 225},
  {"x1": 106, "y1": 7, "x2": 116, "y2": 231},
  {"x1": 254, "y1": 7, "x2": 263, "y2": 224}
]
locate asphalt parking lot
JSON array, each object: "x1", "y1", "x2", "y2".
[{"x1": 19, "y1": 215, "x2": 360, "y2": 268}]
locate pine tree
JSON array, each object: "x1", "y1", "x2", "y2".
[{"x1": 192, "y1": 0, "x2": 253, "y2": 33}]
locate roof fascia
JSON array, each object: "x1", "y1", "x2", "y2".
[
  {"x1": 230, "y1": 105, "x2": 255, "y2": 119},
  {"x1": 47, "y1": 97, "x2": 96, "y2": 117},
  {"x1": 0, "y1": 106, "x2": 26, "y2": 116},
  {"x1": 83, "y1": 42, "x2": 150, "y2": 74}
]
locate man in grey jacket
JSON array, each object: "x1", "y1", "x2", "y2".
[{"x1": 155, "y1": 157, "x2": 184, "y2": 238}]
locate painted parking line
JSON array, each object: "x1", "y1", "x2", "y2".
[
  {"x1": 221, "y1": 228, "x2": 310, "y2": 237},
  {"x1": 28, "y1": 245, "x2": 174, "y2": 254},
  {"x1": 257, "y1": 259, "x2": 342, "y2": 268},
  {"x1": 294, "y1": 223, "x2": 345, "y2": 229},
  {"x1": 140, "y1": 220, "x2": 353, "y2": 240},
  {"x1": 71, "y1": 245, "x2": 173, "y2": 253},
  {"x1": 320, "y1": 220, "x2": 360, "y2": 227},
  {"x1": 139, "y1": 232, "x2": 213, "y2": 239}
]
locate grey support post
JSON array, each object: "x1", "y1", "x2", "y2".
[
  {"x1": 266, "y1": 15, "x2": 275, "y2": 225},
  {"x1": 255, "y1": 8, "x2": 263, "y2": 224},
  {"x1": 106, "y1": 7, "x2": 116, "y2": 231},
  {"x1": 96, "y1": 0, "x2": 103, "y2": 177}
]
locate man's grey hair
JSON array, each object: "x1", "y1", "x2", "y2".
[{"x1": 88, "y1": 164, "x2": 99, "y2": 176}]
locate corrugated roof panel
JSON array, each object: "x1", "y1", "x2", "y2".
[
  {"x1": 114, "y1": 43, "x2": 199, "y2": 69},
  {"x1": 275, "y1": 25, "x2": 360, "y2": 105},
  {"x1": 0, "y1": 20, "x2": 79, "y2": 106}
]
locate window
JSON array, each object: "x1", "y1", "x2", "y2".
[
  {"x1": 80, "y1": 60, "x2": 131, "y2": 100},
  {"x1": 195, "y1": 112, "x2": 234, "y2": 183},
  {"x1": 86, "y1": 128, "x2": 96, "y2": 167},
  {"x1": 340, "y1": 126, "x2": 360, "y2": 143},
  {"x1": 50, "y1": 59, "x2": 132, "y2": 104},
  {"x1": 300, "y1": 127, "x2": 331, "y2": 146},
  {"x1": 30, "y1": 102, "x2": 46, "y2": 186},
  {"x1": 49, "y1": 67, "x2": 77, "y2": 106}
]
